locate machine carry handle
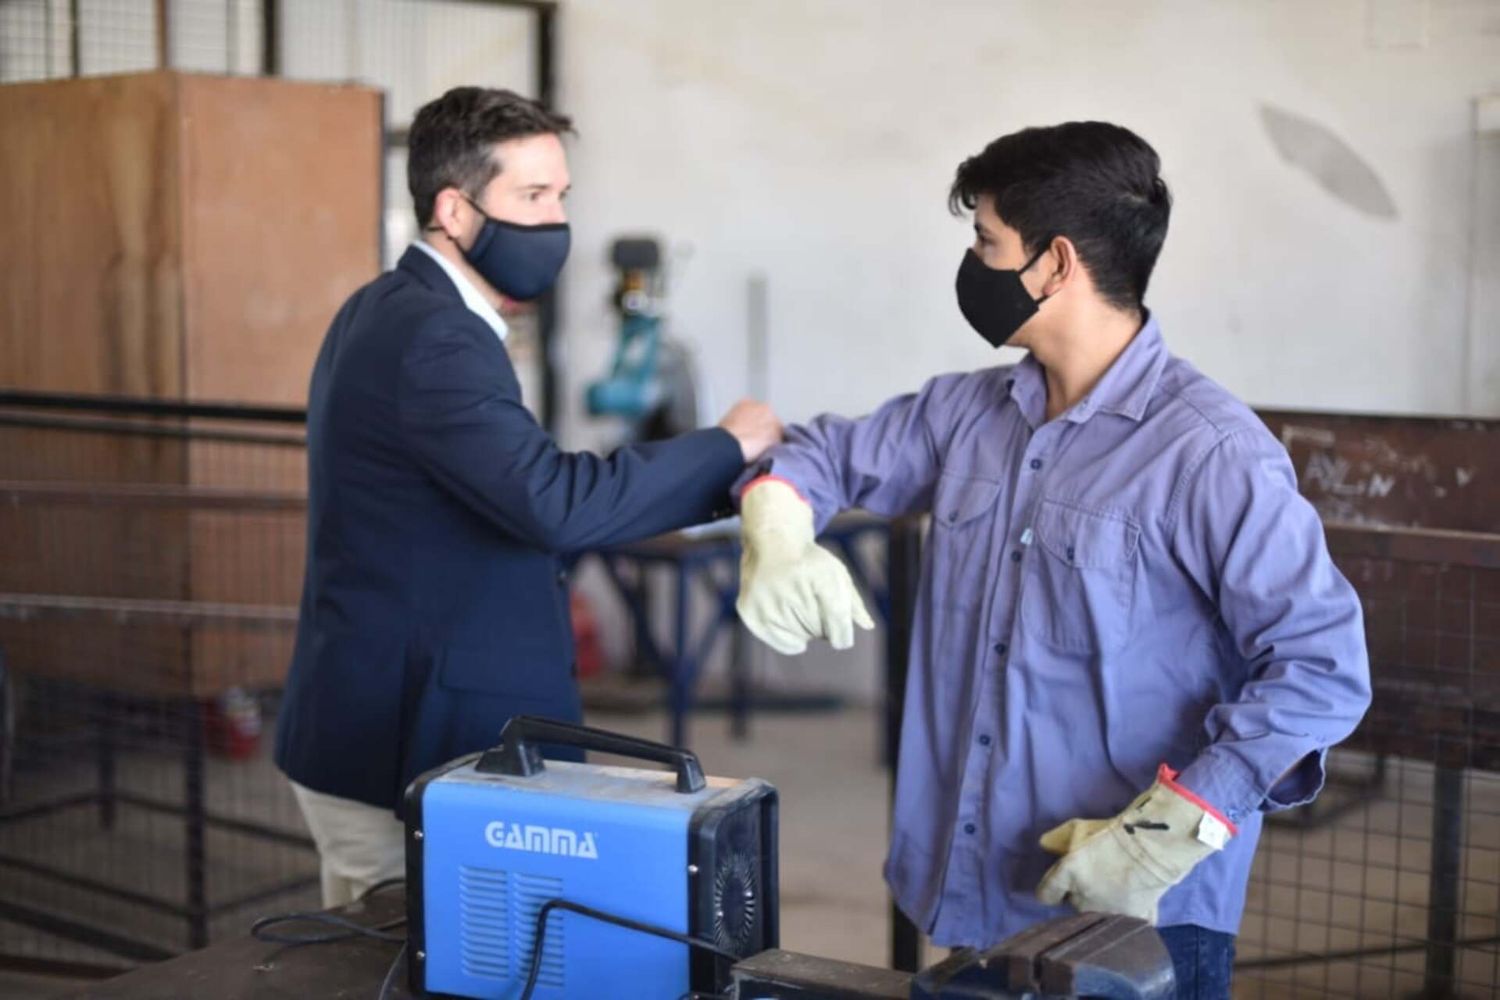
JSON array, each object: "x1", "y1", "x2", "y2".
[{"x1": 478, "y1": 715, "x2": 707, "y2": 793}]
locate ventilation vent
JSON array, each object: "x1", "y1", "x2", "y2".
[
  {"x1": 460, "y1": 866, "x2": 513, "y2": 980},
  {"x1": 514, "y1": 872, "x2": 566, "y2": 991}
]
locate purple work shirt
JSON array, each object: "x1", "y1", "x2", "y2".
[{"x1": 743, "y1": 316, "x2": 1371, "y2": 945}]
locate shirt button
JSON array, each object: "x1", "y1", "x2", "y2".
[
  {"x1": 964, "y1": 823, "x2": 976, "y2": 835},
  {"x1": 1029, "y1": 458, "x2": 1042, "y2": 470},
  {"x1": 557, "y1": 570, "x2": 568, "y2": 585},
  {"x1": 978, "y1": 734, "x2": 992, "y2": 746},
  {"x1": 993, "y1": 642, "x2": 1008, "y2": 656},
  {"x1": 1010, "y1": 550, "x2": 1022, "y2": 563}
]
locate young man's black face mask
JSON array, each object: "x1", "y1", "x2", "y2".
[{"x1": 954, "y1": 245, "x2": 1051, "y2": 348}]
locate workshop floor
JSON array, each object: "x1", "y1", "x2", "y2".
[{"x1": 2, "y1": 704, "x2": 1496, "y2": 998}]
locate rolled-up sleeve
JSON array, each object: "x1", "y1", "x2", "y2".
[{"x1": 1166, "y1": 427, "x2": 1372, "y2": 823}]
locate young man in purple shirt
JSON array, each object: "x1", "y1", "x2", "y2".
[{"x1": 734, "y1": 122, "x2": 1371, "y2": 998}]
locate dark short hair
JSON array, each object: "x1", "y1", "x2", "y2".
[
  {"x1": 949, "y1": 122, "x2": 1170, "y2": 310},
  {"x1": 407, "y1": 87, "x2": 574, "y2": 227}
]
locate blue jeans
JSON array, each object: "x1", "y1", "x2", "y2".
[{"x1": 1157, "y1": 924, "x2": 1235, "y2": 1000}]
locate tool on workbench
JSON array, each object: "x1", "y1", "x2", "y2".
[
  {"x1": 908, "y1": 912, "x2": 1175, "y2": 999},
  {"x1": 403, "y1": 715, "x2": 779, "y2": 999},
  {"x1": 729, "y1": 912, "x2": 1174, "y2": 1000}
]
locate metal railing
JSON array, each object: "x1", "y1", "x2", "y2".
[{"x1": 0, "y1": 390, "x2": 315, "y2": 975}]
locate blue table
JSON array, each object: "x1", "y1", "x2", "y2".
[{"x1": 591, "y1": 514, "x2": 892, "y2": 748}]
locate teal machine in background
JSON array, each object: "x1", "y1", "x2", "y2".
[
  {"x1": 586, "y1": 237, "x2": 664, "y2": 422},
  {"x1": 586, "y1": 237, "x2": 700, "y2": 440}
]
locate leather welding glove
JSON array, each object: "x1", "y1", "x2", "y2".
[
  {"x1": 737, "y1": 477, "x2": 875, "y2": 656},
  {"x1": 1035, "y1": 764, "x2": 1237, "y2": 924}
]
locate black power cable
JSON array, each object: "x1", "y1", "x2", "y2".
[
  {"x1": 250, "y1": 876, "x2": 409, "y2": 1000},
  {"x1": 249, "y1": 909, "x2": 406, "y2": 946},
  {"x1": 519, "y1": 898, "x2": 741, "y2": 1000},
  {"x1": 249, "y1": 877, "x2": 407, "y2": 946},
  {"x1": 255, "y1": 878, "x2": 741, "y2": 999},
  {"x1": 375, "y1": 941, "x2": 408, "y2": 1000}
]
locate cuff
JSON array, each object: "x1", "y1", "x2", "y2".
[
  {"x1": 731, "y1": 460, "x2": 774, "y2": 506},
  {"x1": 733, "y1": 469, "x2": 809, "y2": 508},
  {"x1": 1158, "y1": 763, "x2": 1238, "y2": 835},
  {"x1": 1263, "y1": 749, "x2": 1328, "y2": 812},
  {"x1": 1173, "y1": 748, "x2": 1264, "y2": 828}
]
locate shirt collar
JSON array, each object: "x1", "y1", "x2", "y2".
[
  {"x1": 1006, "y1": 313, "x2": 1168, "y2": 427},
  {"x1": 410, "y1": 240, "x2": 508, "y2": 342}
]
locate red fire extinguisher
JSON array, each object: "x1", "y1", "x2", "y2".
[{"x1": 571, "y1": 592, "x2": 606, "y2": 679}]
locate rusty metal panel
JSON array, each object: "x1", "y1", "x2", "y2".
[{"x1": 1257, "y1": 409, "x2": 1499, "y2": 532}]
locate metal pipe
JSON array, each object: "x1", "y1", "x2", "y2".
[
  {"x1": 0, "y1": 481, "x2": 308, "y2": 511},
  {"x1": 261, "y1": 0, "x2": 279, "y2": 75},
  {"x1": 0, "y1": 853, "x2": 193, "y2": 918},
  {"x1": 155, "y1": 0, "x2": 170, "y2": 69},
  {"x1": 1235, "y1": 934, "x2": 1500, "y2": 972},
  {"x1": 0, "y1": 899, "x2": 173, "y2": 963},
  {"x1": 886, "y1": 515, "x2": 923, "y2": 973},
  {"x1": 116, "y1": 792, "x2": 315, "y2": 849},
  {"x1": 0, "y1": 389, "x2": 306, "y2": 423},
  {"x1": 0, "y1": 411, "x2": 305, "y2": 445}
]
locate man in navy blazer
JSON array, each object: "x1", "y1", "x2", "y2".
[{"x1": 274, "y1": 87, "x2": 781, "y2": 905}]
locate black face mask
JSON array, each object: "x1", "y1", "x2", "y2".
[
  {"x1": 954, "y1": 246, "x2": 1051, "y2": 348},
  {"x1": 438, "y1": 196, "x2": 571, "y2": 302}
]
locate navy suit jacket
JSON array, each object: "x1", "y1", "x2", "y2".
[{"x1": 274, "y1": 247, "x2": 745, "y2": 811}]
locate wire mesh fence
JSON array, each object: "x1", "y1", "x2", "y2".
[
  {"x1": 0, "y1": 396, "x2": 316, "y2": 973},
  {"x1": 1236, "y1": 527, "x2": 1500, "y2": 998}
]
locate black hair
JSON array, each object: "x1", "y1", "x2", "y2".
[{"x1": 950, "y1": 122, "x2": 1170, "y2": 310}]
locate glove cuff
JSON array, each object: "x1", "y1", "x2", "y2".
[
  {"x1": 741, "y1": 476, "x2": 815, "y2": 557},
  {"x1": 1157, "y1": 763, "x2": 1238, "y2": 836},
  {"x1": 742, "y1": 474, "x2": 808, "y2": 504}
]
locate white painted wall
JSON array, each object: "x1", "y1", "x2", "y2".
[
  {"x1": 549, "y1": 0, "x2": 1500, "y2": 699},
  {"x1": 553, "y1": 0, "x2": 1500, "y2": 439}
]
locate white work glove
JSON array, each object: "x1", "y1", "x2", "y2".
[
  {"x1": 1036, "y1": 764, "x2": 1237, "y2": 925},
  {"x1": 736, "y1": 477, "x2": 875, "y2": 655}
]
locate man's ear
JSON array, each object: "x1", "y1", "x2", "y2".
[
  {"x1": 430, "y1": 187, "x2": 468, "y2": 239},
  {"x1": 1042, "y1": 235, "x2": 1080, "y2": 297}
]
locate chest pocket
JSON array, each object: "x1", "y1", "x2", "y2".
[
  {"x1": 1020, "y1": 498, "x2": 1140, "y2": 654},
  {"x1": 928, "y1": 473, "x2": 1002, "y2": 611}
]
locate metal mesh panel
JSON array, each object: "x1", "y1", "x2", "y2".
[
  {"x1": 75, "y1": 0, "x2": 155, "y2": 74},
  {"x1": 0, "y1": 0, "x2": 64, "y2": 81},
  {"x1": 0, "y1": 402, "x2": 317, "y2": 973},
  {"x1": 1236, "y1": 532, "x2": 1500, "y2": 997},
  {"x1": 277, "y1": 0, "x2": 536, "y2": 125},
  {"x1": 169, "y1": 0, "x2": 261, "y2": 74},
  {"x1": 0, "y1": 0, "x2": 265, "y2": 81}
]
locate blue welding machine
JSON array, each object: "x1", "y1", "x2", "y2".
[{"x1": 404, "y1": 716, "x2": 779, "y2": 999}]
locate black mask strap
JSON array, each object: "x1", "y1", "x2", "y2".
[{"x1": 1021, "y1": 244, "x2": 1054, "y2": 304}]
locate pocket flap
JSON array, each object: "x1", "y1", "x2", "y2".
[
  {"x1": 1033, "y1": 500, "x2": 1139, "y2": 568},
  {"x1": 933, "y1": 474, "x2": 1003, "y2": 527}
]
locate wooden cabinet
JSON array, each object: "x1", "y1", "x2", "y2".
[{"x1": 0, "y1": 71, "x2": 382, "y2": 695}]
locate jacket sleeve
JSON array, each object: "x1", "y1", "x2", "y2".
[{"x1": 397, "y1": 308, "x2": 745, "y2": 552}]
